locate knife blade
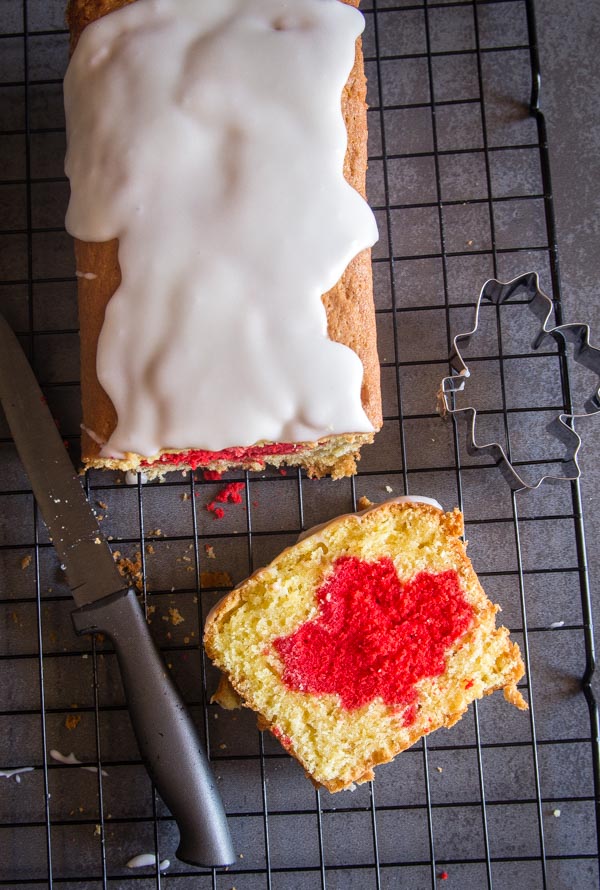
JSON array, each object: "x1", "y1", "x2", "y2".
[
  {"x1": 0, "y1": 322, "x2": 126, "y2": 606},
  {"x1": 0, "y1": 313, "x2": 235, "y2": 868}
]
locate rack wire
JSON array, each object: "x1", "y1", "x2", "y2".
[{"x1": 1, "y1": 0, "x2": 599, "y2": 887}]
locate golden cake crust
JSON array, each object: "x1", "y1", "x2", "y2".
[
  {"x1": 204, "y1": 501, "x2": 527, "y2": 792},
  {"x1": 66, "y1": 0, "x2": 382, "y2": 477}
]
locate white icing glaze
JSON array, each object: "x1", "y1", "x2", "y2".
[
  {"x1": 76, "y1": 270, "x2": 97, "y2": 280},
  {"x1": 64, "y1": 0, "x2": 378, "y2": 459},
  {"x1": 126, "y1": 853, "x2": 170, "y2": 870},
  {"x1": 80, "y1": 424, "x2": 105, "y2": 447}
]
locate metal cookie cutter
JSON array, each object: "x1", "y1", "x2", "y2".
[{"x1": 438, "y1": 272, "x2": 600, "y2": 491}]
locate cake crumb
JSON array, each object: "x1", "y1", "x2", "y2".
[
  {"x1": 168, "y1": 607, "x2": 185, "y2": 626},
  {"x1": 357, "y1": 496, "x2": 372, "y2": 511},
  {"x1": 146, "y1": 544, "x2": 155, "y2": 555},
  {"x1": 181, "y1": 492, "x2": 191, "y2": 501},
  {"x1": 96, "y1": 501, "x2": 108, "y2": 510},
  {"x1": 20, "y1": 555, "x2": 32, "y2": 570},
  {"x1": 553, "y1": 808, "x2": 561, "y2": 817},
  {"x1": 436, "y1": 766, "x2": 443, "y2": 773},
  {"x1": 207, "y1": 482, "x2": 246, "y2": 518},
  {"x1": 113, "y1": 551, "x2": 144, "y2": 592},
  {"x1": 204, "y1": 544, "x2": 216, "y2": 559},
  {"x1": 385, "y1": 485, "x2": 393, "y2": 493},
  {"x1": 94, "y1": 824, "x2": 101, "y2": 837},
  {"x1": 65, "y1": 714, "x2": 81, "y2": 731}
]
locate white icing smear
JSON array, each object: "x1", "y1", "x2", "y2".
[
  {"x1": 0, "y1": 766, "x2": 34, "y2": 782},
  {"x1": 126, "y1": 853, "x2": 170, "y2": 871},
  {"x1": 50, "y1": 749, "x2": 109, "y2": 776},
  {"x1": 64, "y1": 0, "x2": 378, "y2": 459}
]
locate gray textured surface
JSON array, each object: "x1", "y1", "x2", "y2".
[
  {"x1": 0, "y1": 1, "x2": 598, "y2": 888},
  {"x1": 536, "y1": 0, "x2": 600, "y2": 663}
]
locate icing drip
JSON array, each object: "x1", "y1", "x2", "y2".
[
  {"x1": 50, "y1": 749, "x2": 109, "y2": 776},
  {"x1": 64, "y1": 0, "x2": 378, "y2": 458},
  {"x1": 0, "y1": 766, "x2": 34, "y2": 782}
]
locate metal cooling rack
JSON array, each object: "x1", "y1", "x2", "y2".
[{"x1": 1, "y1": 0, "x2": 599, "y2": 887}]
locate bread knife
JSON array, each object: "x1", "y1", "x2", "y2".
[{"x1": 0, "y1": 313, "x2": 235, "y2": 868}]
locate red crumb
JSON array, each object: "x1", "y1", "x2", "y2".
[
  {"x1": 279, "y1": 468, "x2": 287, "y2": 476},
  {"x1": 440, "y1": 872, "x2": 449, "y2": 880},
  {"x1": 141, "y1": 442, "x2": 301, "y2": 471},
  {"x1": 271, "y1": 726, "x2": 293, "y2": 749},
  {"x1": 214, "y1": 482, "x2": 245, "y2": 505},
  {"x1": 273, "y1": 558, "x2": 474, "y2": 719},
  {"x1": 206, "y1": 482, "x2": 246, "y2": 519},
  {"x1": 465, "y1": 679, "x2": 474, "y2": 689},
  {"x1": 203, "y1": 470, "x2": 223, "y2": 481}
]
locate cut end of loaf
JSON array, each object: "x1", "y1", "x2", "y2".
[
  {"x1": 81, "y1": 432, "x2": 376, "y2": 480},
  {"x1": 204, "y1": 500, "x2": 527, "y2": 791}
]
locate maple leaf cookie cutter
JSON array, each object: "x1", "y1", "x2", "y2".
[{"x1": 438, "y1": 272, "x2": 600, "y2": 491}]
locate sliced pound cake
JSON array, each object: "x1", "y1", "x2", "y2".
[{"x1": 204, "y1": 498, "x2": 527, "y2": 791}]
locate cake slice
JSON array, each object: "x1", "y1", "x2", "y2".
[
  {"x1": 204, "y1": 498, "x2": 527, "y2": 792},
  {"x1": 65, "y1": 0, "x2": 381, "y2": 480}
]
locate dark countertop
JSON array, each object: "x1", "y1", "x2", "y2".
[{"x1": 537, "y1": 0, "x2": 600, "y2": 661}]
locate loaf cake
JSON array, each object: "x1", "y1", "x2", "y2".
[
  {"x1": 204, "y1": 498, "x2": 527, "y2": 792},
  {"x1": 65, "y1": 0, "x2": 381, "y2": 480}
]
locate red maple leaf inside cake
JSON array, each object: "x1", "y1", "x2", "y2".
[{"x1": 273, "y1": 557, "x2": 474, "y2": 722}]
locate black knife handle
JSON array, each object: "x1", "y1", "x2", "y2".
[{"x1": 72, "y1": 588, "x2": 235, "y2": 868}]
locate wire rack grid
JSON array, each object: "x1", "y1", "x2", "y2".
[{"x1": 0, "y1": 0, "x2": 599, "y2": 888}]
